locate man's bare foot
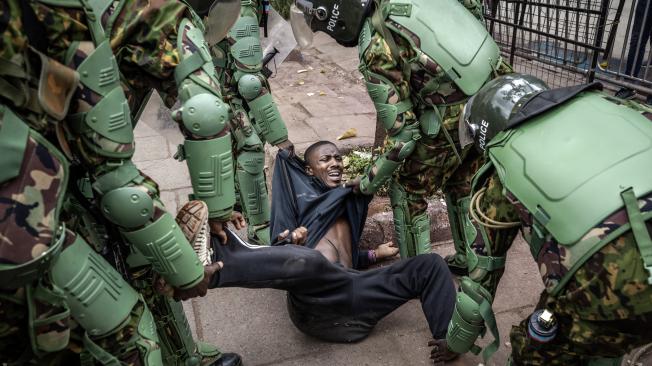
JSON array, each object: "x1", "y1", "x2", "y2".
[
  {"x1": 428, "y1": 339, "x2": 458, "y2": 365},
  {"x1": 376, "y1": 241, "x2": 399, "y2": 260}
]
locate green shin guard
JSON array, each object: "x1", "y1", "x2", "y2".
[
  {"x1": 246, "y1": 91, "x2": 289, "y2": 146},
  {"x1": 121, "y1": 212, "x2": 204, "y2": 290},
  {"x1": 236, "y1": 150, "x2": 271, "y2": 245},
  {"x1": 446, "y1": 277, "x2": 499, "y2": 362},
  {"x1": 181, "y1": 134, "x2": 236, "y2": 220},
  {"x1": 153, "y1": 295, "x2": 220, "y2": 366},
  {"x1": 444, "y1": 194, "x2": 469, "y2": 275},
  {"x1": 390, "y1": 183, "x2": 432, "y2": 258}
]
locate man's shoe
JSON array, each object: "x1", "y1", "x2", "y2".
[
  {"x1": 615, "y1": 87, "x2": 636, "y2": 100},
  {"x1": 176, "y1": 200, "x2": 212, "y2": 265},
  {"x1": 209, "y1": 353, "x2": 243, "y2": 366}
]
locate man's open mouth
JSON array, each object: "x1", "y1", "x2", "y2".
[{"x1": 327, "y1": 169, "x2": 342, "y2": 181}]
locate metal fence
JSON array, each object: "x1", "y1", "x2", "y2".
[{"x1": 484, "y1": 0, "x2": 652, "y2": 99}]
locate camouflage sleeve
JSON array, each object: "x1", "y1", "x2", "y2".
[
  {"x1": 0, "y1": 0, "x2": 29, "y2": 64},
  {"x1": 108, "y1": 0, "x2": 192, "y2": 107},
  {"x1": 356, "y1": 30, "x2": 421, "y2": 193}
]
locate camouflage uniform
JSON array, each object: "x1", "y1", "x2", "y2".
[
  {"x1": 0, "y1": 0, "x2": 234, "y2": 364},
  {"x1": 466, "y1": 170, "x2": 652, "y2": 364},
  {"x1": 271, "y1": 0, "x2": 511, "y2": 258},
  {"x1": 211, "y1": 0, "x2": 290, "y2": 245}
]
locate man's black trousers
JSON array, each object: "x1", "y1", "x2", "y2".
[{"x1": 209, "y1": 231, "x2": 456, "y2": 342}]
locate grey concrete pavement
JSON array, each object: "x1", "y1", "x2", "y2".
[{"x1": 134, "y1": 31, "x2": 650, "y2": 366}]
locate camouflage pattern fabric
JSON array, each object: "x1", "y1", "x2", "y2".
[
  {"x1": 0, "y1": 0, "x2": 227, "y2": 363},
  {"x1": 0, "y1": 136, "x2": 65, "y2": 266},
  {"x1": 470, "y1": 170, "x2": 652, "y2": 363},
  {"x1": 269, "y1": 0, "x2": 290, "y2": 20},
  {"x1": 360, "y1": 24, "x2": 512, "y2": 249}
]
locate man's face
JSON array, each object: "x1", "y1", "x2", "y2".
[{"x1": 306, "y1": 144, "x2": 343, "y2": 188}]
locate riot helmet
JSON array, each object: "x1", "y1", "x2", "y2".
[
  {"x1": 289, "y1": 0, "x2": 373, "y2": 48},
  {"x1": 459, "y1": 73, "x2": 549, "y2": 152},
  {"x1": 185, "y1": 0, "x2": 241, "y2": 45}
]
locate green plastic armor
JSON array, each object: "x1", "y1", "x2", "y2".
[
  {"x1": 443, "y1": 193, "x2": 469, "y2": 273},
  {"x1": 445, "y1": 277, "x2": 498, "y2": 361},
  {"x1": 174, "y1": 18, "x2": 237, "y2": 221},
  {"x1": 237, "y1": 149, "x2": 271, "y2": 243},
  {"x1": 359, "y1": 122, "x2": 420, "y2": 195},
  {"x1": 389, "y1": 183, "x2": 432, "y2": 257},
  {"x1": 61, "y1": 0, "x2": 135, "y2": 159},
  {"x1": 223, "y1": 3, "x2": 289, "y2": 146},
  {"x1": 239, "y1": 75, "x2": 289, "y2": 145},
  {"x1": 122, "y1": 213, "x2": 205, "y2": 289},
  {"x1": 51, "y1": 235, "x2": 163, "y2": 365},
  {"x1": 51, "y1": 234, "x2": 139, "y2": 337},
  {"x1": 386, "y1": 0, "x2": 500, "y2": 95},
  {"x1": 488, "y1": 92, "x2": 652, "y2": 245},
  {"x1": 488, "y1": 92, "x2": 652, "y2": 291}
]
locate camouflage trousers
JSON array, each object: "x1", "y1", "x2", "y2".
[
  {"x1": 475, "y1": 172, "x2": 652, "y2": 364},
  {"x1": 390, "y1": 107, "x2": 484, "y2": 258}
]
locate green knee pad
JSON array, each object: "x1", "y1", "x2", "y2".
[
  {"x1": 51, "y1": 235, "x2": 138, "y2": 338},
  {"x1": 390, "y1": 183, "x2": 431, "y2": 258},
  {"x1": 122, "y1": 213, "x2": 204, "y2": 290}
]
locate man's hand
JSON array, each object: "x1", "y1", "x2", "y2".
[
  {"x1": 276, "y1": 139, "x2": 295, "y2": 156},
  {"x1": 344, "y1": 176, "x2": 362, "y2": 194},
  {"x1": 376, "y1": 241, "x2": 399, "y2": 260},
  {"x1": 209, "y1": 212, "x2": 246, "y2": 244},
  {"x1": 428, "y1": 339, "x2": 458, "y2": 365},
  {"x1": 172, "y1": 261, "x2": 223, "y2": 301},
  {"x1": 276, "y1": 226, "x2": 308, "y2": 245}
]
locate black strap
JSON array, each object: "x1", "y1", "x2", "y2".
[
  {"x1": 508, "y1": 82, "x2": 603, "y2": 129},
  {"x1": 19, "y1": 1, "x2": 48, "y2": 54}
]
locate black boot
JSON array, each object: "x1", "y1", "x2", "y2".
[{"x1": 210, "y1": 353, "x2": 243, "y2": 366}]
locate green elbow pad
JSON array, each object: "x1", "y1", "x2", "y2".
[
  {"x1": 183, "y1": 134, "x2": 236, "y2": 219},
  {"x1": 248, "y1": 93, "x2": 289, "y2": 145},
  {"x1": 122, "y1": 213, "x2": 204, "y2": 289},
  {"x1": 360, "y1": 156, "x2": 401, "y2": 195},
  {"x1": 51, "y1": 235, "x2": 139, "y2": 337}
]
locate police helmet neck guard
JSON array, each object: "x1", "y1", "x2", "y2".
[
  {"x1": 293, "y1": 0, "x2": 373, "y2": 47},
  {"x1": 461, "y1": 73, "x2": 549, "y2": 153}
]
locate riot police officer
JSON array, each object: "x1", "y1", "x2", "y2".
[
  {"x1": 270, "y1": 0, "x2": 511, "y2": 268},
  {"x1": 436, "y1": 74, "x2": 652, "y2": 365}
]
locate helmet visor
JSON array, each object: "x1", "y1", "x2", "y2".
[
  {"x1": 290, "y1": 2, "x2": 314, "y2": 48},
  {"x1": 204, "y1": 0, "x2": 241, "y2": 45}
]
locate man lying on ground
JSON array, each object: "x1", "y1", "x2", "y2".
[
  {"x1": 168, "y1": 142, "x2": 459, "y2": 364},
  {"x1": 270, "y1": 141, "x2": 398, "y2": 268}
]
